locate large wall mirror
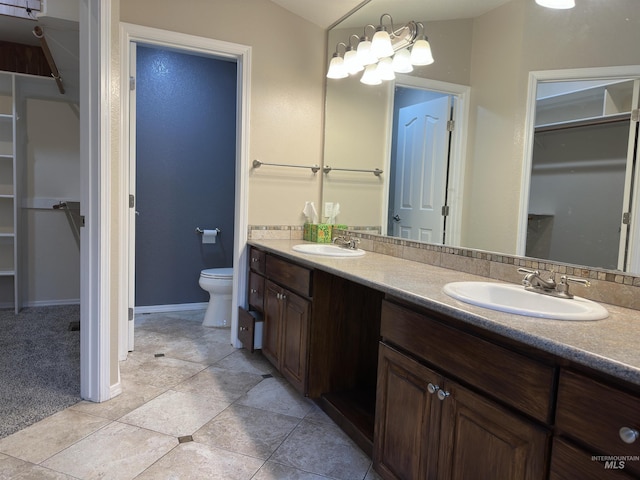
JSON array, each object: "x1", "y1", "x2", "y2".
[{"x1": 322, "y1": 0, "x2": 640, "y2": 273}]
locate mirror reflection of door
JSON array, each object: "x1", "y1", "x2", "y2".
[
  {"x1": 526, "y1": 78, "x2": 640, "y2": 271},
  {"x1": 389, "y1": 87, "x2": 454, "y2": 243}
]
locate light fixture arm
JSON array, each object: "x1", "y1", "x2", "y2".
[
  {"x1": 333, "y1": 41, "x2": 347, "y2": 56},
  {"x1": 379, "y1": 13, "x2": 395, "y2": 33},
  {"x1": 348, "y1": 34, "x2": 360, "y2": 49}
]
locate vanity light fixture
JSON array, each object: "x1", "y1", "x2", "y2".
[
  {"x1": 344, "y1": 35, "x2": 364, "y2": 75},
  {"x1": 410, "y1": 23, "x2": 434, "y2": 66},
  {"x1": 327, "y1": 13, "x2": 435, "y2": 84},
  {"x1": 535, "y1": 0, "x2": 575, "y2": 9},
  {"x1": 371, "y1": 14, "x2": 395, "y2": 58},
  {"x1": 326, "y1": 42, "x2": 348, "y2": 79}
]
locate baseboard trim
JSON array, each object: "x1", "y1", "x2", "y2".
[
  {"x1": 21, "y1": 299, "x2": 81, "y2": 308},
  {"x1": 134, "y1": 302, "x2": 208, "y2": 314}
]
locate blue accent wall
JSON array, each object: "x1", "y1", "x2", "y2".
[{"x1": 135, "y1": 45, "x2": 237, "y2": 307}]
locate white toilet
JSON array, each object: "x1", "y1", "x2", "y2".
[{"x1": 199, "y1": 267, "x2": 233, "y2": 327}]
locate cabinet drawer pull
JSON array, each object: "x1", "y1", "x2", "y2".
[
  {"x1": 250, "y1": 289, "x2": 258, "y2": 293},
  {"x1": 251, "y1": 258, "x2": 260, "y2": 263},
  {"x1": 437, "y1": 390, "x2": 450, "y2": 401},
  {"x1": 427, "y1": 383, "x2": 439, "y2": 394},
  {"x1": 239, "y1": 326, "x2": 249, "y2": 331},
  {"x1": 619, "y1": 427, "x2": 639, "y2": 444}
]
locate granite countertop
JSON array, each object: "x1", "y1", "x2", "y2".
[{"x1": 248, "y1": 239, "x2": 640, "y2": 387}]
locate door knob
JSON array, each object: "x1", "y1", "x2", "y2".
[
  {"x1": 619, "y1": 427, "x2": 639, "y2": 444},
  {"x1": 393, "y1": 214, "x2": 401, "y2": 222}
]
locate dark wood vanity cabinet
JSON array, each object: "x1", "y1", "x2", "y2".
[
  {"x1": 375, "y1": 299, "x2": 551, "y2": 480},
  {"x1": 247, "y1": 247, "x2": 312, "y2": 395}
]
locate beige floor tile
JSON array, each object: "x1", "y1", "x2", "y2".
[
  {"x1": 70, "y1": 381, "x2": 166, "y2": 420},
  {"x1": 0, "y1": 453, "x2": 76, "y2": 479},
  {"x1": 213, "y1": 349, "x2": 279, "y2": 376},
  {"x1": 133, "y1": 330, "x2": 236, "y2": 365},
  {"x1": 119, "y1": 389, "x2": 229, "y2": 437},
  {"x1": 174, "y1": 365, "x2": 264, "y2": 402},
  {"x1": 193, "y1": 404, "x2": 300, "y2": 459},
  {"x1": 252, "y1": 461, "x2": 333, "y2": 480},
  {"x1": 270, "y1": 419, "x2": 372, "y2": 480},
  {"x1": 304, "y1": 404, "x2": 335, "y2": 424},
  {"x1": 236, "y1": 377, "x2": 314, "y2": 418},
  {"x1": 0, "y1": 409, "x2": 110, "y2": 464},
  {"x1": 134, "y1": 441, "x2": 263, "y2": 480},
  {"x1": 41, "y1": 421, "x2": 177, "y2": 480},
  {"x1": 119, "y1": 353, "x2": 208, "y2": 388}
]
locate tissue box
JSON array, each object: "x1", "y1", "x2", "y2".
[{"x1": 303, "y1": 223, "x2": 332, "y2": 243}]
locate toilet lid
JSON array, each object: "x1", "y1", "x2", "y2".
[{"x1": 201, "y1": 267, "x2": 233, "y2": 279}]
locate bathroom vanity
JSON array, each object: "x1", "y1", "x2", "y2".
[{"x1": 244, "y1": 240, "x2": 640, "y2": 480}]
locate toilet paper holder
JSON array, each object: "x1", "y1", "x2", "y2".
[{"x1": 195, "y1": 227, "x2": 221, "y2": 235}]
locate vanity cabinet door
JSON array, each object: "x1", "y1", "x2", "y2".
[
  {"x1": 262, "y1": 278, "x2": 310, "y2": 394},
  {"x1": 437, "y1": 379, "x2": 549, "y2": 480},
  {"x1": 374, "y1": 343, "x2": 442, "y2": 480},
  {"x1": 262, "y1": 280, "x2": 283, "y2": 368},
  {"x1": 280, "y1": 289, "x2": 310, "y2": 394}
]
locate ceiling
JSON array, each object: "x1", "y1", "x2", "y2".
[{"x1": 270, "y1": 0, "x2": 513, "y2": 29}]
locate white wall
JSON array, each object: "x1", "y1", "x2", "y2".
[{"x1": 24, "y1": 98, "x2": 80, "y2": 305}]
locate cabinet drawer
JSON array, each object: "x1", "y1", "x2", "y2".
[
  {"x1": 266, "y1": 254, "x2": 312, "y2": 298},
  {"x1": 380, "y1": 300, "x2": 555, "y2": 423},
  {"x1": 248, "y1": 271, "x2": 265, "y2": 311},
  {"x1": 238, "y1": 307, "x2": 258, "y2": 352},
  {"x1": 556, "y1": 370, "x2": 640, "y2": 474},
  {"x1": 249, "y1": 247, "x2": 266, "y2": 275},
  {"x1": 550, "y1": 437, "x2": 633, "y2": 480}
]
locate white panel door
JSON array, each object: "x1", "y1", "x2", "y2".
[{"x1": 393, "y1": 96, "x2": 451, "y2": 242}]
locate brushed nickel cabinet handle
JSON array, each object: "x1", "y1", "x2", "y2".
[{"x1": 427, "y1": 383, "x2": 439, "y2": 394}]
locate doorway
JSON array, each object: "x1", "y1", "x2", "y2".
[
  {"x1": 389, "y1": 89, "x2": 453, "y2": 243},
  {"x1": 119, "y1": 24, "x2": 251, "y2": 365},
  {"x1": 386, "y1": 76, "x2": 469, "y2": 246},
  {"x1": 519, "y1": 67, "x2": 640, "y2": 273},
  {"x1": 132, "y1": 45, "x2": 237, "y2": 317}
]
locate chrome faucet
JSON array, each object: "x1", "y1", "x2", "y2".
[
  {"x1": 517, "y1": 267, "x2": 590, "y2": 299},
  {"x1": 333, "y1": 235, "x2": 360, "y2": 250}
]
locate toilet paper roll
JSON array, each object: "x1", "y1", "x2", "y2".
[{"x1": 202, "y1": 229, "x2": 217, "y2": 244}]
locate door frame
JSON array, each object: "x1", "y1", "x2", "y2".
[
  {"x1": 80, "y1": 0, "x2": 112, "y2": 402},
  {"x1": 518, "y1": 66, "x2": 640, "y2": 272},
  {"x1": 385, "y1": 75, "x2": 470, "y2": 246},
  {"x1": 118, "y1": 23, "x2": 252, "y2": 361}
]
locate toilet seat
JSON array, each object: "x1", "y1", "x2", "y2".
[{"x1": 201, "y1": 267, "x2": 233, "y2": 279}]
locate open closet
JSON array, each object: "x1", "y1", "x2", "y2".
[
  {"x1": 0, "y1": 70, "x2": 80, "y2": 312},
  {"x1": 526, "y1": 78, "x2": 638, "y2": 271}
]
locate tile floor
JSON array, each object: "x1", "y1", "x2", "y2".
[{"x1": 0, "y1": 310, "x2": 382, "y2": 480}]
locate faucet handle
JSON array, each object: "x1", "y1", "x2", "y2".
[
  {"x1": 556, "y1": 275, "x2": 591, "y2": 298},
  {"x1": 517, "y1": 267, "x2": 537, "y2": 275},
  {"x1": 560, "y1": 276, "x2": 591, "y2": 287}
]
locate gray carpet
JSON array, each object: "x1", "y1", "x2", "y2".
[{"x1": 0, "y1": 305, "x2": 81, "y2": 439}]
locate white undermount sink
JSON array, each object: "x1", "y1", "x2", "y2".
[
  {"x1": 292, "y1": 243, "x2": 366, "y2": 257},
  {"x1": 443, "y1": 281, "x2": 608, "y2": 321}
]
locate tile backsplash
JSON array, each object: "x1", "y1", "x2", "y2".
[{"x1": 248, "y1": 225, "x2": 640, "y2": 311}]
